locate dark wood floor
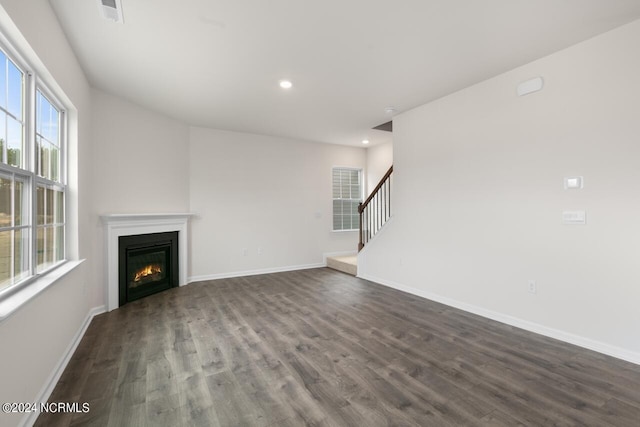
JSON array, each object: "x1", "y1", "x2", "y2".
[{"x1": 36, "y1": 268, "x2": 640, "y2": 426}]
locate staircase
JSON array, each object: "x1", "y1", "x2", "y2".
[
  {"x1": 326, "y1": 255, "x2": 358, "y2": 276},
  {"x1": 359, "y1": 165, "x2": 393, "y2": 251},
  {"x1": 327, "y1": 165, "x2": 393, "y2": 276}
]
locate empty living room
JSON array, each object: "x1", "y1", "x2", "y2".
[{"x1": 1, "y1": 1, "x2": 640, "y2": 426}]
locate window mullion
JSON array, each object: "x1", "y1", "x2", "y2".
[
  {"x1": 26, "y1": 71, "x2": 35, "y2": 173},
  {"x1": 9, "y1": 173, "x2": 14, "y2": 283},
  {"x1": 2, "y1": 59, "x2": 6, "y2": 163},
  {"x1": 27, "y1": 71, "x2": 37, "y2": 277},
  {"x1": 2, "y1": 113, "x2": 5, "y2": 164},
  {"x1": 59, "y1": 111, "x2": 65, "y2": 185}
]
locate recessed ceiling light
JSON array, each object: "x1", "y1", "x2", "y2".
[
  {"x1": 384, "y1": 106, "x2": 397, "y2": 114},
  {"x1": 362, "y1": 139, "x2": 370, "y2": 145},
  {"x1": 279, "y1": 80, "x2": 293, "y2": 89}
]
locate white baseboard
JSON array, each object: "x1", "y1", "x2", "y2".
[
  {"x1": 188, "y1": 262, "x2": 326, "y2": 283},
  {"x1": 357, "y1": 273, "x2": 640, "y2": 366},
  {"x1": 20, "y1": 305, "x2": 106, "y2": 427}
]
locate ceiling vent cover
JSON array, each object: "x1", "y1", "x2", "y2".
[{"x1": 98, "y1": 0, "x2": 124, "y2": 23}]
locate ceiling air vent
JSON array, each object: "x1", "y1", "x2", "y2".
[{"x1": 98, "y1": 0, "x2": 124, "y2": 23}]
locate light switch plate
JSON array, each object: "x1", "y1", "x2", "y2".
[
  {"x1": 564, "y1": 176, "x2": 583, "y2": 189},
  {"x1": 563, "y1": 210, "x2": 586, "y2": 225},
  {"x1": 517, "y1": 77, "x2": 544, "y2": 96}
]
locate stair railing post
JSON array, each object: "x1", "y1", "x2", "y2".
[{"x1": 358, "y1": 202, "x2": 364, "y2": 251}]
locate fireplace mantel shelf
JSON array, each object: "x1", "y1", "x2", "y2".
[
  {"x1": 103, "y1": 213, "x2": 194, "y2": 311},
  {"x1": 101, "y1": 213, "x2": 196, "y2": 223}
]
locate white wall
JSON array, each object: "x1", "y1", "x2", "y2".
[
  {"x1": 0, "y1": 2, "x2": 95, "y2": 426},
  {"x1": 189, "y1": 127, "x2": 366, "y2": 280},
  {"x1": 366, "y1": 141, "x2": 393, "y2": 194},
  {"x1": 90, "y1": 89, "x2": 190, "y2": 214},
  {"x1": 359, "y1": 20, "x2": 640, "y2": 362}
]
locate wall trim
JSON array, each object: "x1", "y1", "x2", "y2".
[
  {"x1": 357, "y1": 273, "x2": 640, "y2": 366},
  {"x1": 20, "y1": 305, "x2": 106, "y2": 427},
  {"x1": 188, "y1": 262, "x2": 326, "y2": 283}
]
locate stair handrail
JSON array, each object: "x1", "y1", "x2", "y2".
[{"x1": 361, "y1": 165, "x2": 393, "y2": 209}]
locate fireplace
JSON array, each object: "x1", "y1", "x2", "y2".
[
  {"x1": 102, "y1": 213, "x2": 192, "y2": 311},
  {"x1": 118, "y1": 231, "x2": 178, "y2": 306}
]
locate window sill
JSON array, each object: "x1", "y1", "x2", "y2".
[
  {"x1": 331, "y1": 229, "x2": 359, "y2": 233},
  {"x1": 0, "y1": 259, "x2": 85, "y2": 322}
]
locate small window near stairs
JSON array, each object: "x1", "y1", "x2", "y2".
[{"x1": 332, "y1": 167, "x2": 362, "y2": 231}]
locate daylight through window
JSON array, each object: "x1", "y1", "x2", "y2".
[
  {"x1": 332, "y1": 167, "x2": 362, "y2": 231},
  {"x1": 0, "y1": 42, "x2": 66, "y2": 294}
]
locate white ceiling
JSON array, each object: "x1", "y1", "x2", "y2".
[{"x1": 50, "y1": 0, "x2": 640, "y2": 147}]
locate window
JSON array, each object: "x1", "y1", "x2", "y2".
[
  {"x1": 332, "y1": 167, "x2": 362, "y2": 231},
  {"x1": 0, "y1": 42, "x2": 66, "y2": 294}
]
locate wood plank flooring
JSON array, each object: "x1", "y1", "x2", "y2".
[{"x1": 36, "y1": 268, "x2": 640, "y2": 426}]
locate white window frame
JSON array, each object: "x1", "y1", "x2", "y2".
[
  {"x1": 34, "y1": 84, "x2": 66, "y2": 274},
  {"x1": 332, "y1": 166, "x2": 363, "y2": 232},
  {"x1": 0, "y1": 36, "x2": 67, "y2": 300}
]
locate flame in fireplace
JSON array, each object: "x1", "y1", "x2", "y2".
[{"x1": 133, "y1": 264, "x2": 163, "y2": 283}]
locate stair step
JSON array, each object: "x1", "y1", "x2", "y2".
[{"x1": 326, "y1": 256, "x2": 357, "y2": 276}]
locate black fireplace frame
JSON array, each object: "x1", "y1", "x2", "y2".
[{"x1": 118, "y1": 231, "x2": 179, "y2": 306}]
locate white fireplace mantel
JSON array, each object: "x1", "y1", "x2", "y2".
[{"x1": 101, "y1": 213, "x2": 194, "y2": 311}]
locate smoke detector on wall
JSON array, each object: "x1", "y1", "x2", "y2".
[{"x1": 98, "y1": 0, "x2": 124, "y2": 23}]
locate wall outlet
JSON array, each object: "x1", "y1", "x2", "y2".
[
  {"x1": 528, "y1": 280, "x2": 537, "y2": 294},
  {"x1": 257, "y1": 247, "x2": 262, "y2": 255},
  {"x1": 242, "y1": 248, "x2": 248, "y2": 256}
]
